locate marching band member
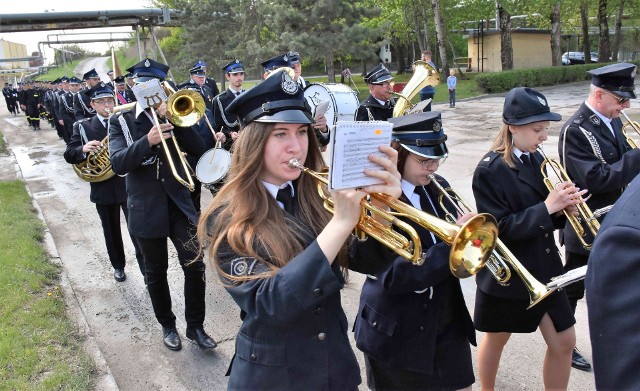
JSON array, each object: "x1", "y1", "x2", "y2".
[
  {"x1": 74, "y1": 69, "x2": 101, "y2": 121},
  {"x1": 288, "y1": 51, "x2": 308, "y2": 89},
  {"x1": 472, "y1": 87, "x2": 584, "y2": 390},
  {"x1": 57, "y1": 77, "x2": 76, "y2": 144},
  {"x1": 356, "y1": 64, "x2": 395, "y2": 121},
  {"x1": 354, "y1": 112, "x2": 477, "y2": 391},
  {"x1": 109, "y1": 58, "x2": 215, "y2": 351},
  {"x1": 177, "y1": 66, "x2": 214, "y2": 111},
  {"x1": 558, "y1": 62, "x2": 640, "y2": 371},
  {"x1": 63, "y1": 82, "x2": 145, "y2": 282},
  {"x1": 187, "y1": 60, "x2": 220, "y2": 97},
  {"x1": 198, "y1": 69, "x2": 400, "y2": 390},
  {"x1": 211, "y1": 59, "x2": 245, "y2": 147},
  {"x1": 114, "y1": 76, "x2": 134, "y2": 104}
]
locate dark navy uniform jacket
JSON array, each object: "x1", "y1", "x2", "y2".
[
  {"x1": 354, "y1": 175, "x2": 476, "y2": 374},
  {"x1": 212, "y1": 208, "x2": 395, "y2": 390},
  {"x1": 64, "y1": 116, "x2": 127, "y2": 205},
  {"x1": 73, "y1": 91, "x2": 96, "y2": 121},
  {"x1": 108, "y1": 106, "x2": 206, "y2": 238},
  {"x1": 355, "y1": 94, "x2": 394, "y2": 121},
  {"x1": 558, "y1": 103, "x2": 640, "y2": 255},
  {"x1": 586, "y1": 174, "x2": 640, "y2": 390},
  {"x1": 211, "y1": 89, "x2": 240, "y2": 143},
  {"x1": 472, "y1": 151, "x2": 566, "y2": 299}
]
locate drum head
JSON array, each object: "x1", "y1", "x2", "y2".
[
  {"x1": 196, "y1": 148, "x2": 231, "y2": 184},
  {"x1": 304, "y1": 83, "x2": 359, "y2": 125}
]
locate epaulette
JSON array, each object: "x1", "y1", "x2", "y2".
[
  {"x1": 78, "y1": 117, "x2": 92, "y2": 124},
  {"x1": 477, "y1": 151, "x2": 499, "y2": 168},
  {"x1": 572, "y1": 114, "x2": 587, "y2": 126}
]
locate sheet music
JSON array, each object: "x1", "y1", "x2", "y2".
[
  {"x1": 328, "y1": 121, "x2": 393, "y2": 191},
  {"x1": 314, "y1": 100, "x2": 330, "y2": 119},
  {"x1": 132, "y1": 79, "x2": 167, "y2": 110}
]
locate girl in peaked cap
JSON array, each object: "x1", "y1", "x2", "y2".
[
  {"x1": 198, "y1": 69, "x2": 401, "y2": 390},
  {"x1": 472, "y1": 87, "x2": 585, "y2": 390}
]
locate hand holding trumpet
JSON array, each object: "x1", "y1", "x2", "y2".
[{"x1": 544, "y1": 180, "x2": 588, "y2": 216}]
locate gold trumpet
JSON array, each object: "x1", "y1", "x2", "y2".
[
  {"x1": 538, "y1": 147, "x2": 600, "y2": 250},
  {"x1": 621, "y1": 110, "x2": 640, "y2": 149},
  {"x1": 429, "y1": 175, "x2": 557, "y2": 308},
  {"x1": 288, "y1": 159, "x2": 498, "y2": 269},
  {"x1": 392, "y1": 60, "x2": 440, "y2": 117}
]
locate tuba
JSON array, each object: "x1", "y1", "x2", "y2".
[
  {"x1": 73, "y1": 134, "x2": 115, "y2": 182},
  {"x1": 429, "y1": 175, "x2": 558, "y2": 308},
  {"x1": 621, "y1": 110, "x2": 640, "y2": 149},
  {"x1": 392, "y1": 60, "x2": 440, "y2": 117},
  {"x1": 288, "y1": 159, "x2": 498, "y2": 269}
]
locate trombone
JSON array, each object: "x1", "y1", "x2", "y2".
[
  {"x1": 288, "y1": 159, "x2": 498, "y2": 270},
  {"x1": 110, "y1": 83, "x2": 206, "y2": 192},
  {"x1": 537, "y1": 147, "x2": 601, "y2": 250},
  {"x1": 621, "y1": 110, "x2": 640, "y2": 149},
  {"x1": 429, "y1": 175, "x2": 557, "y2": 308}
]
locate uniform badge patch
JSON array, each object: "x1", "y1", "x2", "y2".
[
  {"x1": 229, "y1": 257, "x2": 258, "y2": 276},
  {"x1": 537, "y1": 96, "x2": 547, "y2": 106},
  {"x1": 589, "y1": 114, "x2": 601, "y2": 126},
  {"x1": 281, "y1": 71, "x2": 298, "y2": 95},
  {"x1": 433, "y1": 120, "x2": 442, "y2": 132}
]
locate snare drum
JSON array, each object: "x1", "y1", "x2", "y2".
[
  {"x1": 304, "y1": 83, "x2": 359, "y2": 125},
  {"x1": 195, "y1": 148, "x2": 231, "y2": 185}
]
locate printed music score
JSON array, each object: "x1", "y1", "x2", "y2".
[
  {"x1": 328, "y1": 121, "x2": 393, "y2": 191},
  {"x1": 131, "y1": 79, "x2": 167, "y2": 110}
]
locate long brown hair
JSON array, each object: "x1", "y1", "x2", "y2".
[
  {"x1": 489, "y1": 122, "x2": 517, "y2": 168},
  {"x1": 197, "y1": 122, "x2": 340, "y2": 284}
]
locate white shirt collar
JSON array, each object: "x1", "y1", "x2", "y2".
[
  {"x1": 96, "y1": 113, "x2": 109, "y2": 124},
  {"x1": 262, "y1": 180, "x2": 293, "y2": 199},
  {"x1": 513, "y1": 147, "x2": 529, "y2": 162},
  {"x1": 585, "y1": 101, "x2": 615, "y2": 135},
  {"x1": 373, "y1": 96, "x2": 388, "y2": 106}
]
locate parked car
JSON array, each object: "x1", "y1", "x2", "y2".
[{"x1": 562, "y1": 52, "x2": 599, "y2": 65}]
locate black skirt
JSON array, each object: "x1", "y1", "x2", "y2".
[
  {"x1": 474, "y1": 288, "x2": 575, "y2": 333},
  {"x1": 364, "y1": 323, "x2": 474, "y2": 391}
]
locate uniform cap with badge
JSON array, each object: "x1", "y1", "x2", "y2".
[
  {"x1": 226, "y1": 68, "x2": 312, "y2": 127},
  {"x1": 365, "y1": 63, "x2": 394, "y2": 85},
  {"x1": 389, "y1": 111, "x2": 448, "y2": 159},
  {"x1": 502, "y1": 87, "x2": 562, "y2": 125},
  {"x1": 82, "y1": 68, "x2": 100, "y2": 80},
  {"x1": 189, "y1": 66, "x2": 206, "y2": 77},
  {"x1": 126, "y1": 58, "x2": 170, "y2": 83},
  {"x1": 68, "y1": 77, "x2": 82, "y2": 85},
  {"x1": 288, "y1": 51, "x2": 301, "y2": 64},
  {"x1": 261, "y1": 54, "x2": 292, "y2": 73},
  {"x1": 83, "y1": 82, "x2": 114, "y2": 100},
  {"x1": 222, "y1": 59, "x2": 244, "y2": 74},
  {"x1": 114, "y1": 76, "x2": 126, "y2": 85},
  {"x1": 588, "y1": 62, "x2": 637, "y2": 100}
]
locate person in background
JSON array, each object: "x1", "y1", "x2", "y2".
[
  {"x1": 419, "y1": 50, "x2": 437, "y2": 111},
  {"x1": 473, "y1": 87, "x2": 584, "y2": 390},
  {"x1": 198, "y1": 68, "x2": 401, "y2": 390},
  {"x1": 64, "y1": 82, "x2": 145, "y2": 283},
  {"x1": 447, "y1": 69, "x2": 457, "y2": 108},
  {"x1": 557, "y1": 62, "x2": 639, "y2": 372},
  {"x1": 288, "y1": 51, "x2": 307, "y2": 89},
  {"x1": 355, "y1": 63, "x2": 395, "y2": 122},
  {"x1": 355, "y1": 111, "x2": 477, "y2": 391}
]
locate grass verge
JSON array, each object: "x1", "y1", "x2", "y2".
[
  {"x1": 0, "y1": 180, "x2": 94, "y2": 390},
  {"x1": 35, "y1": 60, "x2": 84, "y2": 81}
]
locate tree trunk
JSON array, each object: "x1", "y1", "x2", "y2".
[
  {"x1": 550, "y1": 1, "x2": 562, "y2": 66},
  {"x1": 396, "y1": 41, "x2": 407, "y2": 75},
  {"x1": 327, "y1": 49, "x2": 336, "y2": 83},
  {"x1": 611, "y1": 0, "x2": 625, "y2": 61},
  {"x1": 580, "y1": 0, "x2": 592, "y2": 63},
  {"x1": 497, "y1": 1, "x2": 513, "y2": 71},
  {"x1": 431, "y1": 0, "x2": 449, "y2": 75},
  {"x1": 597, "y1": 0, "x2": 610, "y2": 62},
  {"x1": 410, "y1": 1, "x2": 425, "y2": 52}
]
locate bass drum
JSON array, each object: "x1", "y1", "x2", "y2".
[
  {"x1": 195, "y1": 148, "x2": 231, "y2": 185},
  {"x1": 304, "y1": 83, "x2": 359, "y2": 125}
]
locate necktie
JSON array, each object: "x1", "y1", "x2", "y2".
[
  {"x1": 415, "y1": 186, "x2": 439, "y2": 244},
  {"x1": 276, "y1": 185, "x2": 295, "y2": 214},
  {"x1": 103, "y1": 119, "x2": 109, "y2": 129},
  {"x1": 521, "y1": 154, "x2": 531, "y2": 166}
]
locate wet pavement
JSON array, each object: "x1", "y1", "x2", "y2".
[{"x1": 2, "y1": 79, "x2": 637, "y2": 390}]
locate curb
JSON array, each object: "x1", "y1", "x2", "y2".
[{"x1": 4, "y1": 132, "x2": 119, "y2": 390}]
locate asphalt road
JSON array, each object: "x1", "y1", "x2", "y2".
[{"x1": 3, "y1": 78, "x2": 636, "y2": 390}]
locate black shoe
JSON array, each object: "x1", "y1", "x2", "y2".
[
  {"x1": 571, "y1": 348, "x2": 592, "y2": 371},
  {"x1": 186, "y1": 327, "x2": 217, "y2": 350},
  {"x1": 113, "y1": 268, "x2": 126, "y2": 282},
  {"x1": 163, "y1": 327, "x2": 182, "y2": 351}
]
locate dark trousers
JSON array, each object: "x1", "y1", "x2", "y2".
[
  {"x1": 27, "y1": 105, "x2": 39, "y2": 128},
  {"x1": 95, "y1": 202, "x2": 145, "y2": 274},
  {"x1": 420, "y1": 91, "x2": 435, "y2": 112},
  {"x1": 564, "y1": 251, "x2": 589, "y2": 314},
  {"x1": 63, "y1": 120, "x2": 74, "y2": 144},
  {"x1": 135, "y1": 202, "x2": 206, "y2": 329},
  {"x1": 448, "y1": 89, "x2": 456, "y2": 107}
]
